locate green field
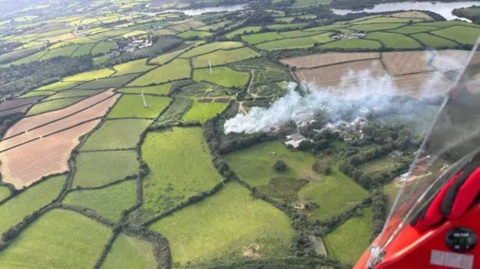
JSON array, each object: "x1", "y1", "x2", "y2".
[
  {"x1": 71, "y1": 43, "x2": 96, "y2": 57},
  {"x1": 193, "y1": 66, "x2": 249, "y2": 87},
  {"x1": 81, "y1": 119, "x2": 151, "y2": 150},
  {"x1": 280, "y1": 30, "x2": 322, "y2": 38},
  {"x1": 256, "y1": 33, "x2": 331, "y2": 50},
  {"x1": 41, "y1": 45, "x2": 79, "y2": 60},
  {"x1": 63, "y1": 68, "x2": 115, "y2": 82},
  {"x1": 20, "y1": 90, "x2": 55, "y2": 98},
  {"x1": 349, "y1": 23, "x2": 405, "y2": 32},
  {"x1": 292, "y1": 0, "x2": 332, "y2": 7},
  {"x1": 156, "y1": 97, "x2": 193, "y2": 123},
  {"x1": 411, "y1": 33, "x2": 458, "y2": 48},
  {"x1": 324, "y1": 207, "x2": 373, "y2": 265},
  {"x1": 138, "y1": 127, "x2": 222, "y2": 219},
  {"x1": 128, "y1": 59, "x2": 191, "y2": 86},
  {"x1": 64, "y1": 180, "x2": 137, "y2": 221},
  {"x1": 366, "y1": 32, "x2": 421, "y2": 49},
  {"x1": 242, "y1": 32, "x2": 286, "y2": 45},
  {"x1": 225, "y1": 26, "x2": 262, "y2": 38},
  {"x1": 432, "y1": 26, "x2": 480, "y2": 45},
  {"x1": 319, "y1": 39, "x2": 383, "y2": 49},
  {"x1": 74, "y1": 73, "x2": 140, "y2": 89},
  {"x1": 191, "y1": 47, "x2": 260, "y2": 68},
  {"x1": 119, "y1": 84, "x2": 171, "y2": 95},
  {"x1": 0, "y1": 175, "x2": 65, "y2": 235},
  {"x1": 72, "y1": 150, "x2": 139, "y2": 187},
  {"x1": 355, "y1": 17, "x2": 423, "y2": 24},
  {"x1": 180, "y1": 42, "x2": 243, "y2": 58},
  {"x1": 102, "y1": 234, "x2": 157, "y2": 269},
  {"x1": 27, "y1": 97, "x2": 83, "y2": 115},
  {"x1": 388, "y1": 25, "x2": 439, "y2": 34},
  {"x1": 36, "y1": 81, "x2": 82, "y2": 92},
  {"x1": 149, "y1": 48, "x2": 188, "y2": 65},
  {"x1": 92, "y1": 41, "x2": 116, "y2": 55},
  {"x1": 267, "y1": 23, "x2": 308, "y2": 30},
  {"x1": 0, "y1": 209, "x2": 111, "y2": 268},
  {"x1": 44, "y1": 89, "x2": 103, "y2": 101},
  {"x1": 178, "y1": 30, "x2": 212, "y2": 39},
  {"x1": 298, "y1": 169, "x2": 370, "y2": 219},
  {"x1": 0, "y1": 186, "x2": 10, "y2": 201},
  {"x1": 150, "y1": 183, "x2": 295, "y2": 266},
  {"x1": 358, "y1": 156, "x2": 403, "y2": 178},
  {"x1": 113, "y1": 58, "x2": 155, "y2": 76},
  {"x1": 107, "y1": 95, "x2": 170, "y2": 119},
  {"x1": 182, "y1": 99, "x2": 227, "y2": 123}
]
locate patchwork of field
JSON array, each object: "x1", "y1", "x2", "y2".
[
  {"x1": 138, "y1": 127, "x2": 222, "y2": 219},
  {"x1": 150, "y1": 183, "x2": 295, "y2": 266},
  {"x1": 0, "y1": 91, "x2": 119, "y2": 188}
]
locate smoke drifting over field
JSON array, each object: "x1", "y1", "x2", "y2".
[{"x1": 224, "y1": 68, "x2": 451, "y2": 134}]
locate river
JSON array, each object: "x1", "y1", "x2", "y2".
[{"x1": 332, "y1": 1, "x2": 480, "y2": 20}]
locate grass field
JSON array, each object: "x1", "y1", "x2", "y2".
[
  {"x1": 128, "y1": 59, "x2": 191, "y2": 86},
  {"x1": 102, "y1": 234, "x2": 157, "y2": 269},
  {"x1": 411, "y1": 33, "x2": 458, "y2": 48},
  {"x1": 42, "y1": 45, "x2": 79, "y2": 60},
  {"x1": 178, "y1": 30, "x2": 212, "y2": 39},
  {"x1": 0, "y1": 186, "x2": 10, "y2": 201},
  {"x1": 355, "y1": 17, "x2": 422, "y2": 24},
  {"x1": 72, "y1": 150, "x2": 139, "y2": 187},
  {"x1": 388, "y1": 25, "x2": 439, "y2": 34},
  {"x1": 81, "y1": 119, "x2": 151, "y2": 150},
  {"x1": 92, "y1": 41, "x2": 116, "y2": 55},
  {"x1": 107, "y1": 95, "x2": 170, "y2": 119},
  {"x1": 64, "y1": 180, "x2": 136, "y2": 221},
  {"x1": 27, "y1": 97, "x2": 84, "y2": 115},
  {"x1": 150, "y1": 183, "x2": 295, "y2": 266},
  {"x1": 44, "y1": 89, "x2": 103, "y2": 101},
  {"x1": 256, "y1": 33, "x2": 331, "y2": 50},
  {"x1": 0, "y1": 209, "x2": 111, "y2": 268},
  {"x1": 149, "y1": 48, "x2": 188, "y2": 65},
  {"x1": 319, "y1": 39, "x2": 383, "y2": 50},
  {"x1": 366, "y1": 32, "x2": 421, "y2": 49},
  {"x1": 182, "y1": 99, "x2": 227, "y2": 123},
  {"x1": 267, "y1": 23, "x2": 308, "y2": 30},
  {"x1": 225, "y1": 141, "x2": 317, "y2": 186},
  {"x1": 74, "y1": 73, "x2": 140, "y2": 89},
  {"x1": 194, "y1": 66, "x2": 249, "y2": 87},
  {"x1": 432, "y1": 26, "x2": 480, "y2": 45},
  {"x1": 20, "y1": 90, "x2": 56, "y2": 98},
  {"x1": 37, "y1": 81, "x2": 82, "y2": 92},
  {"x1": 324, "y1": 207, "x2": 373, "y2": 265},
  {"x1": 0, "y1": 175, "x2": 65, "y2": 235},
  {"x1": 349, "y1": 23, "x2": 405, "y2": 32},
  {"x1": 358, "y1": 156, "x2": 402, "y2": 178},
  {"x1": 242, "y1": 32, "x2": 286, "y2": 45},
  {"x1": 119, "y1": 84, "x2": 171, "y2": 95},
  {"x1": 63, "y1": 68, "x2": 115, "y2": 82},
  {"x1": 280, "y1": 30, "x2": 322, "y2": 38},
  {"x1": 139, "y1": 127, "x2": 222, "y2": 218},
  {"x1": 292, "y1": 0, "x2": 331, "y2": 7},
  {"x1": 113, "y1": 58, "x2": 155, "y2": 76},
  {"x1": 71, "y1": 43, "x2": 96, "y2": 57},
  {"x1": 225, "y1": 26, "x2": 262, "y2": 38},
  {"x1": 191, "y1": 47, "x2": 260, "y2": 68},
  {"x1": 180, "y1": 42, "x2": 243, "y2": 58},
  {"x1": 157, "y1": 97, "x2": 193, "y2": 123},
  {"x1": 298, "y1": 169, "x2": 370, "y2": 219}
]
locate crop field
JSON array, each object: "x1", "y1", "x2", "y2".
[
  {"x1": 27, "y1": 97, "x2": 84, "y2": 115},
  {"x1": 102, "y1": 234, "x2": 157, "y2": 269},
  {"x1": 382, "y1": 51, "x2": 434, "y2": 75},
  {"x1": 71, "y1": 43, "x2": 96, "y2": 57},
  {"x1": 41, "y1": 45, "x2": 79, "y2": 60},
  {"x1": 180, "y1": 42, "x2": 243, "y2": 58},
  {"x1": 355, "y1": 17, "x2": 424, "y2": 24},
  {"x1": 138, "y1": 127, "x2": 222, "y2": 218},
  {"x1": 64, "y1": 180, "x2": 137, "y2": 221},
  {"x1": 149, "y1": 48, "x2": 189, "y2": 65},
  {"x1": 388, "y1": 25, "x2": 439, "y2": 34},
  {"x1": 366, "y1": 32, "x2": 421, "y2": 49},
  {"x1": 178, "y1": 30, "x2": 212, "y2": 39},
  {"x1": 432, "y1": 26, "x2": 480, "y2": 45},
  {"x1": 0, "y1": 97, "x2": 42, "y2": 112},
  {"x1": 256, "y1": 33, "x2": 332, "y2": 50},
  {"x1": 295, "y1": 59, "x2": 387, "y2": 89},
  {"x1": 320, "y1": 38, "x2": 382, "y2": 50},
  {"x1": 63, "y1": 68, "x2": 115, "y2": 82},
  {"x1": 267, "y1": 23, "x2": 308, "y2": 30},
  {"x1": 119, "y1": 84, "x2": 171, "y2": 95},
  {"x1": 150, "y1": 183, "x2": 295, "y2": 266},
  {"x1": 358, "y1": 156, "x2": 402, "y2": 178},
  {"x1": 19, "y1": 90, "x2": 58, "y2": 98},
  {"x1": 44, "y1": 89, "x2": 103, "y2": 101},
  {"x1": 92, "y1": 41, "x2": 116, "y2": 55},
  {"x1": 169, "y1": 20, "x2": 204, "y2": 32},
  {"x1": 281, "y1": 52, "x2": 380, "y2": 69},
  {"x1": 0, "y1": 175, "x2": 65, "y2": 235},
  {"x1": 241, "y1": 32, "x2": 286, "y2": 45},
  {"x1": 182, "y1": 99, "x2": 228, "y2": 123},
  {"x1": 225, "y1": 26, "x2": 262, "y2": 38},
  {"x1": 392, "y1": 72, "x2": 451, "y2": 98},
  {"x1": 128, "y1": 59, "x2": 191, "y2": 86},
  {"x1": 411, "y1": 33, "x2": 458, "y2": 48},
  {"x1": 74, "y1": 74, "x2": 140, "y2": 89},
  {"x1": 194, "y1": 66, "x2": 249, "y2": 87},
  {"x1": 72, "y1": 150, "x2": 139, "y2": 187},
  {"x1": 36, "y1": 81, "x2": 82, "y2": 92},
  {"x1": 107, "y1": 95, "x2": 170, "y2": 119},
  {"x1": 191, "y1": 47, "x2": 260, "y2": 68},
  {"x1": 349, "y1": 23, "x2": 405, "y2": 32},
  {"x1": 113, "y1": 59, "x2": 155, "y2": 76},
  {"x1": 280, "y1": 30, "x2": 323, "y2": 38},
  {"x1": 324, "y1": 207, "x2": 373, "y2": 265},
  {"x1": 225, "y1": 141, "x2": 318, "y2": 186},
  {"x1": 81, "y1": 119, "x2": 151, "y2": 151},
  {"x1": 0, "y1": 209, "x2": 111, "y2": 268}
]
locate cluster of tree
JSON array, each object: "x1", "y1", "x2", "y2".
[
  {"x1": 274, "y1": 159, "x2": 287, "y2": 172},
  {"x1": 124, "y1": 225, "x2": 172, "y2": 268},
  {"x1": 0, "y1": 55, "x2": 93, "y2": 96},
  {"x1": 453, "y1": 6, "x2": 480, "y2": 24},
  {"x1": 371, "y1": 189, "x2": 387, "y2": 240},
  {"x1": 0, "y1": 112, "x2": 23, "y2": 138},
  {"x1": 361, "y1": 123, "x2": 419, "y2": 151},
  {"x1": 219, "y1": 132, "x2": 278, "y2": 154}
]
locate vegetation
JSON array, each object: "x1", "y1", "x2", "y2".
[
  {"x1": 182, "y1": 99, "x2": 228, "y2": 123},
  {"x1": 257, "y1": 33, "x2": 332, "y2": 50},
  {"x1": 150, "y1": 183, "x2": 295, "y2": 267},
  {"x1": 128, "y1": 59, "x2": 191, "y2": 86},
  {"x1": 107, "y1": 95, "x2": 170, "y2": 119},
  {"x1": 180, "y1": 42, "x2": 243, "y2": 58},
  {"x1": 102, "y1": 234, "x2": 157, "y2": 269},
  {"x1": 119, "y1": 84, "x2": 171, "y2": 95},
  {"x1": 27, "y1": 97, "x2": 83, "y2": 115},
  {"x1": 191, "y1": 47, "x2": 260, "y2": 68},
  {"x1": 194, "y1": 67, "x2": 249, "y2": 87}
]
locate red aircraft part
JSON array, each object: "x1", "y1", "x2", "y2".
[{"x1": 355, "y1": 202, "x2": 480, "y2": 269}]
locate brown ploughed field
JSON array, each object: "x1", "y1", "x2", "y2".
[{"x1": 281, "y1": 52, "x2": 380, "y2": 69}]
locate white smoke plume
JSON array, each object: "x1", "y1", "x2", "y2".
[{"x1": 224, "y1": 70, "x2": 403, "y2": 134}]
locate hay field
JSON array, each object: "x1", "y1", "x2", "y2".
[{"x1": 382, "y1": 51, "x2": 434, "y2": 75}]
